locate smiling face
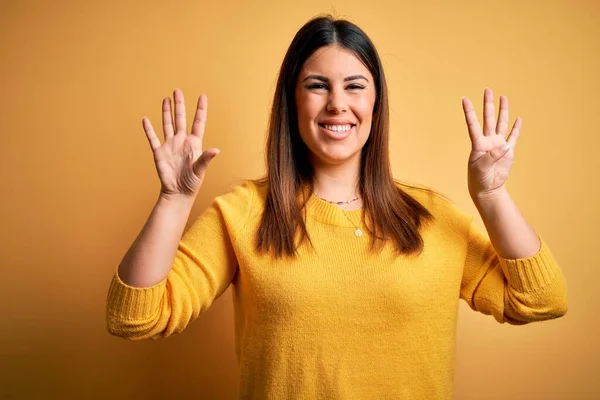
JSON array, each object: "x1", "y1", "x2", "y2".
[{"x1": 295, "y1": 44, "x2": 377, "y2": 168}]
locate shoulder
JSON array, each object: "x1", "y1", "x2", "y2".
[
  {"x1": 393, "y1": 179, "x2": 472, "y2": 232},
  {"x1": 211, "y1": 178, "x2": 267, "y2": 218},
  {"x1": 393, "y1": 179, "x2": 450, "y2": 209}
]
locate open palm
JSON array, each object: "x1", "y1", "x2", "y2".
[
  {"x1": 462, "y1": 88, "x2": 522, "y2": 199},
  {"x1": 142, "y1": 89, "x2": 220, "y2": 198}
]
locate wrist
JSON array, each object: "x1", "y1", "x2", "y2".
[
  {"x1": 157, "y1": 191, "x2": 196, "y2": 209},
  {"x1": 470, "y1": 186, "x2": 509, "y2": 208}
]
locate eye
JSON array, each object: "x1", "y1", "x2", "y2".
[
  {"x1": 346, "y1": 84, "x2": 365, "y2": 90},
  {"x1": 306, "y1": 83, "x2": 328, "y2": 90}
]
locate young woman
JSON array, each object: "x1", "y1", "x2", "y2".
[{"x1": 106, "y1": 15, "x2": 567, "y2": 399}]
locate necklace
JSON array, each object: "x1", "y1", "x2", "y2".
[
  {"x1": 313, "y1": 191, "x2": 363, "y2": 237},
  {"x1": 313, "y1": 193, "x2": 360, "y2": 205},
  {"x1": 341, "y1": 212, "x2": 364, "y2": 237}
]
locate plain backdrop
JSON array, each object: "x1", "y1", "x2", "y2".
[{"x1": 1, "y1": 0, "x2": 598, "y2": 398}]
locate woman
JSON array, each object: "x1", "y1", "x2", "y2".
[{"x1": 106, "y1": 15, "x2": 568, "y2": 399}]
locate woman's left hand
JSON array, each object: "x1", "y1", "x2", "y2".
[{"x1": 462, "y1": 87, "x2": 522, "y2": 201}]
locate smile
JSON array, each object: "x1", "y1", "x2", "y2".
[
  {"x1": 318, "y1": 123, "x2": 356, "y2": 140},
  {"x1": 319, "y1": 123, "x2": 354, "y2": 132}
]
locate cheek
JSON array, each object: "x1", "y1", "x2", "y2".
[
  {"x1": 297, "y1": 93, "x2": 323, "y2": 122},
  {"x1": 353, "y1": 90, "x2": 376, "y2": 120},
  {"x1": 356, "y1": 100, "x2": 375, "y2": 123}
]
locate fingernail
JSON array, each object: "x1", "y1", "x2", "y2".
[{"x1": 501, "y1": 143, "x2": 512, "y2": 151}]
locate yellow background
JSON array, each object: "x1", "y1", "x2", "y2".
[{"x1": 1, "y1": 0, "x2": 598, "y2": 398}]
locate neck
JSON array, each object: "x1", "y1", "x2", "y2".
[{"x1": 310, "y1": 155, "x2": 361, "y2": 202}]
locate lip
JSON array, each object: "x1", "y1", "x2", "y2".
[
  {"x1": 318, "y1": 124, "x2": 355, "y2": 140},
  {"x1": 319, "y1": 119, "x2": 357, "y2": 125}
]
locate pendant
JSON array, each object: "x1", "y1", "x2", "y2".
[{"x1": 355, "y1": 229, "x2": 363, "y2": 237}]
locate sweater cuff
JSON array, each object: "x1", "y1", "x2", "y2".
[
  {"x1": 498, "y1": 236, "x2": 560, "y2": 293},
  {"x1": 106, "y1": 270, "x2": 167, "y2": 321}
]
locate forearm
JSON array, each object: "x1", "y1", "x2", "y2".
[
  {"x1": 117, "y1": 194, "x2": 195, "y2": 287},
  {"x1": 472, "y1": 188, "x2": 540, "y2": 259}
]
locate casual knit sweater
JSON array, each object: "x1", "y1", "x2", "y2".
[{"x1": 106, "y1": 180, "x2": 568, "y2": 399}]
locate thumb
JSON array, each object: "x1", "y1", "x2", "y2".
[{"x1": 193, "y1": 148, "x2": 220, "y2": 176}]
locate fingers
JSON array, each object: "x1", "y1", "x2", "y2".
[
  {"x1": 162, "y1": 98, "x2": 175, "y2": 140},
  {"x1": 483, "y1": 88, "x2": 495, "y2": 136},
  {"x1": 155, "y1": 89, "x2": 205, "y2": 145},
  {"x1": 485, "y1": 117, "x2": 522, "y2": 166},
  {"x1": 192, "y1": 148, "x2": 220, "y2": 176},
  {"x1": 191, "y1": 94, "x2": 208, "y2": 139},
  {"x1": 142, "y1": 117, "x2": 161, "y2": 152},
  {"x1": 496, "y1": 95, "x2": 509, "y2": 136},
  {"x1": 173, "y1": 89, "x2": 187, "y2": 134},
  {"x1": 462, "y1": 96, "x2": 482, "y2": 145},
  {"x1": 506, "y1": 116, "x2": 522, "y2": 148}
]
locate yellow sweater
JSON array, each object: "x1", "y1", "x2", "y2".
[{"x1": 106, "y1": 180, "x2": 568, "y2": 399}]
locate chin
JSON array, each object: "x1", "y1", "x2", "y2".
[{"x1": 312, "y1": 148, "x2": 361, "y2": 165}]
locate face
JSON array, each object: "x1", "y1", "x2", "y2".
[{"x1": 295, "y1": 44, "x2": 376, "y2": 168}]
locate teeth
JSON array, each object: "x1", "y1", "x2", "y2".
[{"x1": 323, "y1": 124, "x2": 352, "y2": 132}]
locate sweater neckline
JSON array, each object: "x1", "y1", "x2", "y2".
[{"x1": 305, "y1": 193, "x2": 364, "y2": 227}]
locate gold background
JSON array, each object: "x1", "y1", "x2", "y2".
[{"x1": 1, "y1": 0, "x2": 597, "y2": 398}]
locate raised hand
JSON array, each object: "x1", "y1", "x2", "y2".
[
  {"x1": 462, "y1": 88, "x2": 522, "y2": 200},
  {"x1": 142, "y1": 89, "x2": 220, "y2": 199}
]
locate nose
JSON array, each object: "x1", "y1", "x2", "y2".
[{"x1": 326, "y1": 88, "x2": 348, "y2": 114}]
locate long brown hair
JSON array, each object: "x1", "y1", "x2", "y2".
[{"x1": 256, "y1": 15, "x2": 436, "y2": 258}]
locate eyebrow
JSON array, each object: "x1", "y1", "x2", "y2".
[{"x1": 302, "y1": 74, "x2": 369, "y2": 83}]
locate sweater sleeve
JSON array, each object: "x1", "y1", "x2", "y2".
[
  {"x1": 106, "y1": 181, "x2": 254, "y2": 340},
  {"x1": 459, "y1": 219, "x2": 568, "y2": 324}
]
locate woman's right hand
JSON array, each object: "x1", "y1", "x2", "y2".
[{"x1": 142, "y1": 89, "x2": 220, "y2": 199}]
